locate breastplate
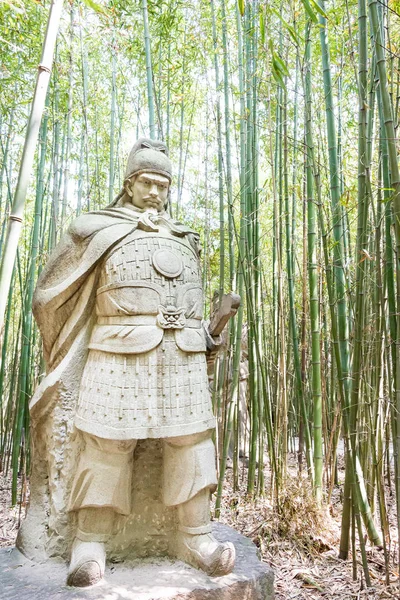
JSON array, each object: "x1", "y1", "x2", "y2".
[{"x1": 95, "y1": 227, "x2": 204, "y2": 323}]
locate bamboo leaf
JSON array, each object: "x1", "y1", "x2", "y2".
[
  {"x1": 260, "y1": 9, "x2": 265, "y2": 45},
  {"x1": 238, "y1": 0, "x2": 245, "y2": 17},
  {"x1": 269, "y1": 38, "x2": 286, "y2": 88},
  {"x1": 1, "y1": 0, "x2": 25, "y2": 13},
  {"x1": 271, "y1": 62, "x2": 286, "y2": 90},
  {"x1": 3, "y1": 0, "x2": 24, "y2": 14},
  {"x1": 273, "y1": 52, "x2": 289, "y2": 77},
  {"x1": 269, "y1": 40, "x2": 289, "y2": 79},
  {"x1": 271, "y1": 8, "x2": 303, "y2": 46},
  {"x1": 82, "y1": 0, "x2": 108, "y2": 15},
  {"x1": 309, "y1": 0, "x2": 328, "y2": 19},
  {"x1": 286, "y1": 24, "x2": 303, "y2": 46},
  {"x1": 301, "y1": 0, "x2": 318, "y2": 23}
]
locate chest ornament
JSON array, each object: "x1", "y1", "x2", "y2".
[
  {"x1": 152, "y1": 248, "x2": 184, "y2": 279},
  {"x1": 157, "y1": 305, "x2": 186, "y2": 329}
]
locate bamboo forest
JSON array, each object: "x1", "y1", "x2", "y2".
[{"x1": 1, "y1": 0, "x2": 400, "y2": 597}]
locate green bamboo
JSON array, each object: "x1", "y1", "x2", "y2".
[
  {"x1": 79, "y1": 14, "x2": 90, "y2": 212},
  {"x1": 283, "y1": 87, "x2": 313, "y2": 478},
  {"x1": 0, "y1": 0, "x2": 64, "y2": 340},
  {"x1": 220, "y1": 0, "x2": 234, "y2": 288},
  {"x1": 244, "y1": 0, "x2": 258, "y2": 494},
  {"x1": 0, "y1": 272, "x2": 15, "y2": 455},
  {"x1": 61, "y1": 3, "x2": 74, "y2": 230},
  {"x1": 166, "y1": 44, "x2": 171, "y2": 147},
  {"x1": 304, "y1": 20, "x2": 323, "y2": 502},
  {"x1": 109, "y1": 39, "x2": 117, "y2": 205},
  {"x1": 210, "y1": 0, "x2": 225, "y2": 301},
  {"x1": 0, "y1": 105, "x2": 15, "y2": 221},
  {"x1": 369, "y1": 0, "x2": 400, "y2": 564},
  {"x1": 318, "y1": 0, "x2": 381, "y2": 550},
  {"x1": 11, "y1": 105, "x2": 49, "y2": 504},
  {"x1": 142, "y1": 0, "x2": 155, "y2": 139},
  {"x1": 350, "y1": 0, "x2": 369, "y2": 452},
  {"x1": 176, "y1": 20, "x2": 186, "y2": 219},
  {"x1": 318, "y1": 0, "x2": 350, "y2": 406},
  {"x1": 50, "y1": 57, "x2": 61, "y2": 249}
]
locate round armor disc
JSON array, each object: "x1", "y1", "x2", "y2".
[{"x1": 152, "y1": 248, "x2": 184, "y2": 279}]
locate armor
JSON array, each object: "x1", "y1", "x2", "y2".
[{"x1": 75, "y1": 218, "x2": 215, "y2": 440}]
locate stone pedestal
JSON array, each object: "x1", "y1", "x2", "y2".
[{"x1": 1, "y1": 524, "x2": 274, "y2": 599}]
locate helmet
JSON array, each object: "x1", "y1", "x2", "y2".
[{"x1": 125, "y1": 138, "x2": 172, "y2": 183}]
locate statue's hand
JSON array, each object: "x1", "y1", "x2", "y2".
[
  {"x1": 203, "y1": 320, "x2": 222, "y2": 359},
  {"x1": 203, "y1": 292, "x2": 241, "y2": 367}
]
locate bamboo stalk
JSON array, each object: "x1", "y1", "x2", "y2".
[
  {"x1": 61, "y1": 3, "x2": 74, "y2": 230},
  {"x1": 304, "y1": 20, "x2": 323, "y2": 501},
  {"x1": 109, "y1": 39, "x2": 117, "y2": 205},
  {"x1": 142, "y1": 0, "x2": 155, "y2": 139},
  {"x1": 0, "y1": 0, "x2": 64, "y2": 341},
  {"x1": 210, "y1": 0, "x2": 225, "y2": 301},
  {"x1": 369, "y1": 0, "x2": 400, "y2": 567},
  {"x1": 284, "y1": 87, "x2": 313, "y2": 479}
]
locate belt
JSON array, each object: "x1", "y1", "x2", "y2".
[{"x1": 97, "y1": 315, "x2": 202, "y2": 329}]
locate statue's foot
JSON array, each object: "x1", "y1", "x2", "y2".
[
  {"x1": 176, "y1": 526, "x2": 235, "y2": 577},
  {"x1": 67, "y1": 539, "x2": 106, "y2": 587}
]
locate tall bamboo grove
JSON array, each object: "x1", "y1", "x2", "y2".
[{"x1": 0, "y1": 0, "x2": 400, "y2": 588}]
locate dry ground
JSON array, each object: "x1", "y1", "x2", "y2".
[
  {"x1": 1, "y1": 452, "x2": 399, "y2": 599},
  {"x1": 215, "y1": 453, "x2": 399, "y2": 600}
]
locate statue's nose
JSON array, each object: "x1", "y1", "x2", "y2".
[{"x1": 149, "y1": 184, "x2": 158, "y2": 197}]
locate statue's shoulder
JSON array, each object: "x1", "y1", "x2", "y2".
[
  {"x1": 170, "y1": 218, "x2": 201, "y2": 257},
  {"x1": 163, "y1": 213, "x2": 199, "y2": 237},
  {"x1": 68, "y1": 209, "x2": 134, "y2": 241},
  {"x1": 67, "y1": 214, "x2": 100, "y2": 240}
]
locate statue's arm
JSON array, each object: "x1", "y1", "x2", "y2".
[{"x1": 203, "y1": 292, "x2": 241, "y2": 363}]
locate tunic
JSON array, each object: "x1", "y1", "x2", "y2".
[{"x1": 74, "y1": 219, "x2": 216, "y2": 440}]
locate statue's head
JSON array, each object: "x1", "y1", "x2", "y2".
[{"x1": 119, "y1": 138, "x2": 172, "y2": 213}]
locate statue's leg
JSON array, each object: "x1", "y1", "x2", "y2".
[
  {"x1": 67, "y1": 433, "x2": 136, "y2": 587},
  {"x1": 163, "y1": 430, "x2": 235, "y2": 576}
]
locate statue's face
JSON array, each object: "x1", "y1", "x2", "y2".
[{"x1": 125, "y1": 172, "x2": 169, "y2": 212}]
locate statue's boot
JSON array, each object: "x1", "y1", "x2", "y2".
[
  {"x1": 67, "y1": 539, "x2": 106, "y2": 587},
  {"x1": 67, "y1": 507, "x2": 114, "y2": 587},
  {"x1": 176, "y1": 526, "x2": 235, "y2": 576},
  {"x1": 176, "y1": 490, "x2": 235, "y2": 576}
]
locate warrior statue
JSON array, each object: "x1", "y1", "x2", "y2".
[{"x1": 17, "y1": 139, "x2": 236, "y2": 587}]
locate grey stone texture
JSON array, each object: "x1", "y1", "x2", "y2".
[{"x1": 1, "y1": 524, "x2": 274, "y2": 599}]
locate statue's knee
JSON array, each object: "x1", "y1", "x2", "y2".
[
  {"x1": 162, "y1": 432, "x2": 217, "y2": 506},
  {"x1": 68, "y1": 433, "x2": 136, "y2": 515}
]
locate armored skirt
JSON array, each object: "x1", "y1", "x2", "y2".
[
  {"x1": 74, "y1": 224, "x2": 216, "y2": 440},
  {"x1": 75, "y1": 335, "x2": 215, "y2": 439}
]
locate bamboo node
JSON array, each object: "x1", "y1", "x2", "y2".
[
  {"x1": 38, "y1": 63, "x2": 51, "y2": 73},
  {"x1": 9, "y1": 215, "x2": 23, "y2": 223}
]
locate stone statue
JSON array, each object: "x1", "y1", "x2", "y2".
[{"x1": 17, "y1": 139, "x2": 236, "y2": 588}]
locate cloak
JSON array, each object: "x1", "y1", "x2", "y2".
[{"x1": 17, "y1": 206, "x2": 199, "y2": 561}]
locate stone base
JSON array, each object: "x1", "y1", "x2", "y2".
[{"x1": 1, "y1": 524, "x2": 274, "y2": 599}]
